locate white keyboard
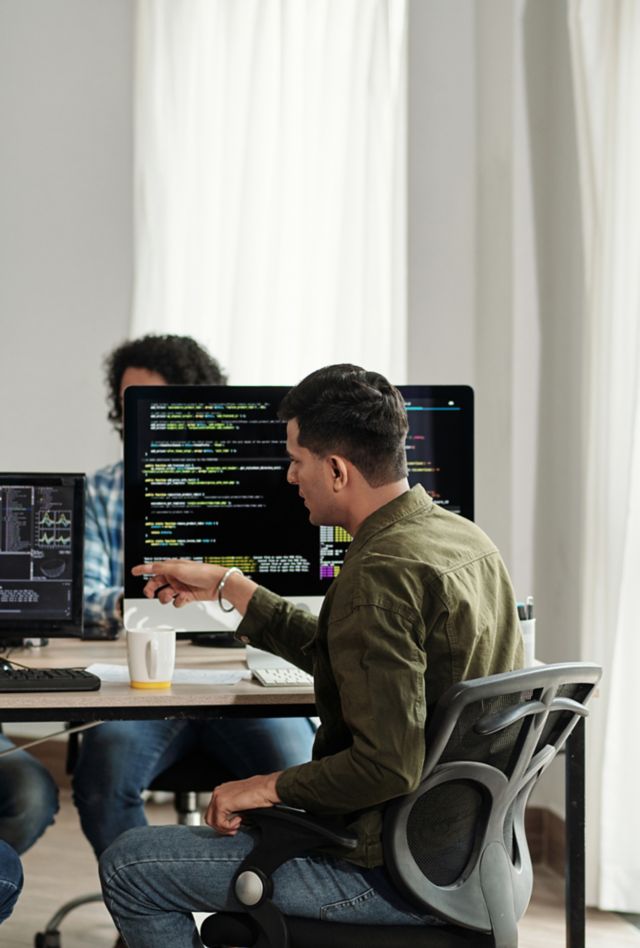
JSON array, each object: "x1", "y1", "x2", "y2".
[{"x1": 251, "y1": 666, "x2": 314, "y2": 688}]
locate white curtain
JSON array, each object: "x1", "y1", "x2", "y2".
[
  {"x1": 132, "y1": 0, "x2": 407, "y2": 386},
  {"x1": 569, "y1": 0, "x2": 640, "y2": 911}
]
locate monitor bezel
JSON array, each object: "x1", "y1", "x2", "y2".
[{"x1": 0, "y1": 472, "x2": 85, "y2": 639}]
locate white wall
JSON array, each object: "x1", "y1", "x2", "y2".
[{"x1": 0, "y1": 0, "x2": 133, "y2": 474}]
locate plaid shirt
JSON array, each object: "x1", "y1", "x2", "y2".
[{"x1": 84, "y1": 460, "x2": 124, "y2": 628}]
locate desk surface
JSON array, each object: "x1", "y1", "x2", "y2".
[{"x1": 0, "y1": 638, "x2": 316, "y2": 723}]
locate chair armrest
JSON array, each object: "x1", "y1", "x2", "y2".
[
  {"x1": 232, "y1": 805, "x2": 357, "y2": 902},
  {"x1": 242, "y1": 804, "x2": 358, "y2": 853}
]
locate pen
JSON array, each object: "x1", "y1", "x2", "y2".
[
  {"x1": 526, "y1": 596, "x2": 534, "y2": 620},
  {"x1": 517, "y1": 603, "x2": 527, "y2": 620}
]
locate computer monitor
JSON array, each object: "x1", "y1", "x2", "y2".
[
  {"x1": 0, "y1": 473, "x2": 85, "y2": 644},
  {"x1": 123, "y1": 385, "x2": 473, "y2": 634}
]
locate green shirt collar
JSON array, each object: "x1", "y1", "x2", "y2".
[{"x1": 346, "y1": 484, "x2": 433, "y2": 560}]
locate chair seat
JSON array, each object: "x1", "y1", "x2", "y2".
[{"x1": 200, "y1": 912, "x2": 495, "y2": 948}]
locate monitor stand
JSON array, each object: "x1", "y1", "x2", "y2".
[{"x1": 0, "y1": 636, "x2": 49, "y2": 649}]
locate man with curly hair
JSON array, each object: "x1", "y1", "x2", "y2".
[
  {"x1": 73, "y1": 335, "x2": 314, "y2": 947},
  {"x1": 83, "y1": 334, "x2": 228, "y2": 628}
]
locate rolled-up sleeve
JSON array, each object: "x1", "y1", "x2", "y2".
[{"x1": 235, "y1": 586, "x2": 317, "y2": 674}]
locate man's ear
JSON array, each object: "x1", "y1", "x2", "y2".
[{"x1": 329, "y1": 455, "x2": 349, "y2": 491}]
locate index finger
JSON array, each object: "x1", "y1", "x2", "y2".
[
  {"x1": 130, "y1": 564, "x2": 175, "y2": 600},
  {"x1": 131, "y1": 562, "x2": 171, "y2": 577}
]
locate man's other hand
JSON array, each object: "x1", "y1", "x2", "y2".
[{"x1": 205, "y1": 772, "x2": 283, "y2": 835}]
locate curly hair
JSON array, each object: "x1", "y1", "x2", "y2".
[
  {"x1": 105, "y1": 334, "x2": 227, "y2": 434},
  {"x1": 278, "y1": 364, "x2": 408, "y2": 487}
]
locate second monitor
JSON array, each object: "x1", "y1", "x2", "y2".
[
  {"x1": 123, "y1": 384, "x2": 473, "y2": 633},
  {"x1": 0, "y1": 472, "x2": 85, "y2": 646}
]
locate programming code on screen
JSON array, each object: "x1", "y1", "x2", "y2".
[
  {"x1": 124, "y1": 386, "x2": 473, "y2": 600},
  {"x1": 0, "y1": 481, "x2": 77, "y2": 620},
  {"x1": 126, "y1": 393, "x2": 321, "y2": 596}
]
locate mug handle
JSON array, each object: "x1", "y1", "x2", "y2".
[{"x1": 146, "y1": 639, "x2": 159, "y2": 680}]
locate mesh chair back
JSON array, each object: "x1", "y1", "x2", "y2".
[{"x1": 383, "y1": 663, "x2": 601, "y2": 935}]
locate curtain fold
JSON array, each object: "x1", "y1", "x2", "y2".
[
  {"x1": 568, "y1": 0, "x2": 640, "y2": 911},
  {"x1": 132, "y1": 0, "x2": 407, "y2": 385}
]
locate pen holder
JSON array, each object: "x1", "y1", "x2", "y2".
[{"x1": 519, "y1": 618, "x2": 536, "y2": 667}]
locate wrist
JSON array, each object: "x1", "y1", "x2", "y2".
[
  {"x1": 214, "y1": 568, "x2": 258, "y2": 616},
  {"x1": 267, "y1": 771, "x2": 283, "y2": 804},
  {"x1": 216, "y1": 567, "x2": 244, "y2": 612}
]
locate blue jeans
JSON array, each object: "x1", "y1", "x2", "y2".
[
  {"x1": 101, "y1": 825, "x2": 437, "y2": 947},
  {"x1": 73, "y1": 718, "x2": 316, "y2": 857},
  {"x1": 0, "y1": 734, "x2": 59, "y2": 854},
  {"x1": 0, "y1": 840, "x2": 23, "y2": 924}
]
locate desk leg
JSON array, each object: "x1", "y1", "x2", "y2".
[{"x1": 565, "y1": 718, "x2": 585, "y2": 948}]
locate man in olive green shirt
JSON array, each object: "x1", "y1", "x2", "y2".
[{"x1": 100, "y1": 364, "x2": 523, "y2": 947}]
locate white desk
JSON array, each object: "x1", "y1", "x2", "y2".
[{"x1": 0, "y1": 638, "x2": 316, "y2": 723}]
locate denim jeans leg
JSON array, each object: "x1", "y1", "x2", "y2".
[
  {"x1": 72, "y1": 720, "x2": 198, "y2": 857},
  {"x1": 100, "y1": 824, "x2": 434, "y2": 948},
  {"x1": 100, "y1": 825, "x2": 254, "y2": 947},
  {"x1": 0, "y1": 735, "x2": 59, "y2": 854},
  {"x1": 0, "y1": 840, "x2": 23, "y2": 923},
  {"x1": 196, "y1": 716, "x2": 316, "y2": 775}
]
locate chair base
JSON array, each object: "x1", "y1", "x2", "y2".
[{"x1": 34, "y1": 893, "x2": 103, "y2": 948}]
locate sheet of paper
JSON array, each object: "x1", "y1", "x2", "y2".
[{"x1": 85, "y1": 663, "x2": 251, "y2": 685}]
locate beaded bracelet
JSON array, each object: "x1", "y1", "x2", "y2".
[{"x1": 217, "y1": 566, "x2": 243, "y2": 613}]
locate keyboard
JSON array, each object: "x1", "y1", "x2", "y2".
[
  {"x1": 0, "y1": 666, "x2": 101, "y2": 693},
  {"x1": 251, "y1": 666, "x2": 314, "y2": 688}
]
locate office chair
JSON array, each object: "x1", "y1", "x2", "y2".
[
  {"x1": 201, "y1": 662, "x2": 601, "y2": 948},
  {"x1": 35, "y1": 747, "x2": 231, "y2": 948}
]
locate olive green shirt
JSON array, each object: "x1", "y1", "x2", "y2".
[{"x1": 237, "y1": 485, "x2": 523, "y2": 867}]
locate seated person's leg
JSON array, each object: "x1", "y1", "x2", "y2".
[
  {"x1": 0, "y1": 733, "x2": 59, "y2": 854},
  {"x1": 0, "y1": 839, "x2": 23, "y2": 924},
  {"x1": 197, "y1": 717, "x2": 315, "y2": 775},
  {"x1": 72, "y1": 720, "x2": 199, "y2": 858},
  {"x1": 100, "y1": 823, "x2": 433, "y2": 948},
  {"x1": 100, "y1": 825, "x2": 252, "y2": 946}
]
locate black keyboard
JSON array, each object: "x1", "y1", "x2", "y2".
[{"x1": 0, "y1": 666, "x2": 101, "y2": 693}]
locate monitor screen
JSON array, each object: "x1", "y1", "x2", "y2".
[
  {"x1": 0, "y1": 473, "x2": 85, "y2": 641},
  {"x1": 123, "y1": 385, "x2": 473, "y2": 633}
]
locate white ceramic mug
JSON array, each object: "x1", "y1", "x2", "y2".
[{"x1": 126, "y1": 626, "x2": 176, "y2": 689}]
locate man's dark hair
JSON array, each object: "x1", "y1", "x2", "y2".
[
  {"x1": 106, "y1": 333, "x2": 227, "y2": 433},
  {"x1": 278, "y1": 364, "x2": 408, "y2": 487}
]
